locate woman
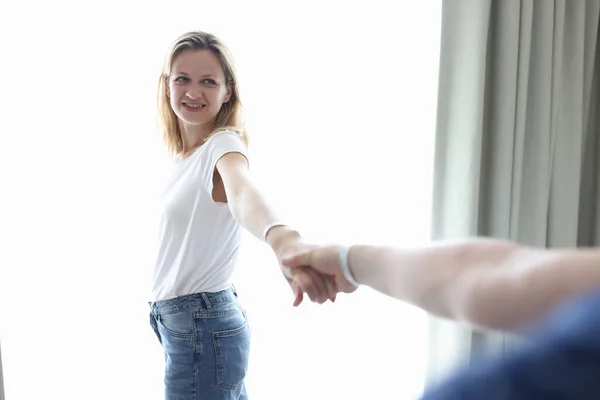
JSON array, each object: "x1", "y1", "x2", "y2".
[{"x1": 148, "y1": 31, "x2": 336, "y2": 400}]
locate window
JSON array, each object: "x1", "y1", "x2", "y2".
[{"x1": 0, "y1": 2, "x2": 441, "y2": 399}]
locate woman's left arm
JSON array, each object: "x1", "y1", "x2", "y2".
[{"x1": 215, "y1": 152, "x2": 336, "y2": 305}]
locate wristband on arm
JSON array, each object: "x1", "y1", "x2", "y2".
[
  {"x1": 339, "y1": 245, "x2": 360, "y2": 288},
  {"x1": 262, "y1": 222, "x2": 287, "y2": 242}
]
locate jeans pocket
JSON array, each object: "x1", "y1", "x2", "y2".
[
  {"x1": 149, "y1": 312, "x2": 162, "y2": 344},
  {"x1": 212, "y1": 310, "x2": 251, "y2": 390},
  {"x1": 157, "y1": 309, "x2": 195, "y2": 339}
]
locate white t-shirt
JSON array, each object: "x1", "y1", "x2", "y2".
[{"x1": 151, "y1": 130, "x2": 248, "y2": 301}]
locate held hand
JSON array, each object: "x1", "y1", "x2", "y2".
[
  {"x1": 279, "y1": 243, "x2": 338, "y2": 307},
  {"x1": 281, "y1": 245, "x2": 359, "y2": 294},
  {"x1": 267, "y1": 227, "x2": 337, "y2": 306}
]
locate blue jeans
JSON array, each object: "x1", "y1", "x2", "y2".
[{"x1": 149, "y1": 287, "x2": 251, "y2": 400}]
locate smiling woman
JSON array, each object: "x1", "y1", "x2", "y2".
[
  {"x1": 149, "y1": 30, "x2": 338, "y2": 400},
  {"x1": 0, "y1": 2, "x2": 441, "y2": 400},
  {"x1": 156, "y1": 32, "x2": 248, "y2": 157}
]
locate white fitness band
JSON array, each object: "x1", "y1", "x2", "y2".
[
  {"x1": 262, "y1": 222, "x2": 287, "y2": 242},
  {"x1": 339, "y1": 245, "x2": 360, "y2": 288}
]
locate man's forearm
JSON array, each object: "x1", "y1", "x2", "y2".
[{"x1": 348, "y1": 239, "x2": 524, "y2": 322}]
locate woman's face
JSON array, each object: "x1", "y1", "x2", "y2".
[{"x1": 167, "y1": 49, "x2": 231, "y2": 129}]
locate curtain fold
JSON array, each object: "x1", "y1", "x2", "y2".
[{"x1": 426, "y1": 0, "x2": 600, "y2": 388}]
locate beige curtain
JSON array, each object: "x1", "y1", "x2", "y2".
[{"x1": 426, "y1": 0, "x2": 600, "y2": 388}]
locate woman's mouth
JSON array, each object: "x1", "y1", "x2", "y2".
[{"x1": 183, "y1": 103, "x2": 206, "y2": 112}]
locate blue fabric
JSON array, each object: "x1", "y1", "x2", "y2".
[
  {"x1": 421, "y1": 289, "x2": 600, "y2": 400},
  {"x1": 149, "y1": 288, "x2": 250, "y2": 400}
]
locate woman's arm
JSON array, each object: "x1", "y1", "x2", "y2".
[
  {"x1": 283, "y1": 238, "x2": 600, "y2": 331},
  {"x1": 215, "y1": 152, "x2": 336, "y2": 305}
]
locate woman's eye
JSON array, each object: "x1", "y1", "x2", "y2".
[
  {"x1": 173, "y1": 76, "x2": 188, "y2": 83},
  {"x1": 203, "y1": 79, "x2": 216, "y2": 85}
]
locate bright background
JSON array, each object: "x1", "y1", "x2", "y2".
[{"x1": 0, "y1": 1, "x2": 442, "y2": 399}]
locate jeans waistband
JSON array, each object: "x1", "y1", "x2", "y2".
[{"x1": 149, "y1": 286, "x2": 238, "y2": 315}]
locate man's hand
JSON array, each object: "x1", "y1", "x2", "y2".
[
  {"x1": 281, "y1": 245, "x2": 359, "y2": 294},
  {"x1": 267, "y1": 226, "x2": 337, "y2": 306}
]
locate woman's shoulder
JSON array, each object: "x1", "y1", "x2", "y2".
[{"x1": 207, "y1": 128, "x2": 248, "y2": 147}]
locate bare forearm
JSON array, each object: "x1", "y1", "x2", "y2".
[
  {"x1": 227, "y1": 181, "x2": 298, "y2": 254},
  {"x1": 465, "y1": 247, "x2": 600, "y2": 330},
  {"x1": 347, "y1": 239, "x2": 600, "y2": 331},
  {"x1": 348, "y1": 239, "x2": 525, "y2": 322}
]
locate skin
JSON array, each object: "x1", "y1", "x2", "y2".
[
  {"x1": 167, "y1": 49, "x2": 336, "y2": 305},
  {"x1": 282, "y1": 239, "x2": 600, "y2": 331}
]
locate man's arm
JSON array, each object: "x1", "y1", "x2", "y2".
[{"x1": 283, "y1": 238, "x2": 600, "y2": 331}]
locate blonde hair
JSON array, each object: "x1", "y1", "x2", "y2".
[{"x1": 157, "y1": 31, "x2": 248, "y2": 156}]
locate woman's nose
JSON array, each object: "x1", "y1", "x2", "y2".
[
  {"x1": 186, "y1": 85, "x2": 203, "y2": 100},
  {"x1": 186, "y1": 90, "x2": 202, "y2": 99}
]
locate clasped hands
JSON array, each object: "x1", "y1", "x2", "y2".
[{"x1": 274, "y1": 238, "x2": 358, "y2": 306}]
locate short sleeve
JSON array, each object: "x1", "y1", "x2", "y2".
[{"x1": 202, "y1": 130, "x2": 249, "y2": 193}]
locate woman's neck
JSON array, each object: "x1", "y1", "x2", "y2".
[{"x1": 179, "y1": 121, "x2": 215, "y2": 156}]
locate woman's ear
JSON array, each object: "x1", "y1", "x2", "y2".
[{"x1": 223, "y1": 85, "x2": 232, "y2": 103}]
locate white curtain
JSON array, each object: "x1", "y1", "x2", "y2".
[{"x1": 0, "y1": 1, "x2": 442, "y2": 399}]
